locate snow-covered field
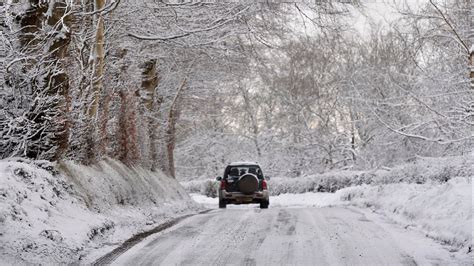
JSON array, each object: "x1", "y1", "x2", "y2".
[
  {"x1": 191, "y1": 175, "x2": 473, "y2": 256},
  {"x1": 0, "y1": 158, "x2": 203, "y2": 264}
]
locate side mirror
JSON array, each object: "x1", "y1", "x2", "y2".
[
  {"x1": 216, "y1": 176, "x2": 222, "y2": 181},
  {"x1": 265, "y1": 176, "x2": 271, "y2": 181}
]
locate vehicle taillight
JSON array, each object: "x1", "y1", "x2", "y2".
[
  {"x1": 220, "y1": 180, "x2": 226, "y2": 190},
  {"x1": 262, "y1": 180, "x2": 267, "y2": 190}
]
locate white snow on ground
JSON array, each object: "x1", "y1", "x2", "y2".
[
  {"x1": 192, "y1": 193, "x2": 329, "y2": 208},
  {"x1": 192, "y1": 176, "x2": 473, "y2": 256},
  {"x1": 337, "y1": 177, "x2": 473, "y2": 251},
  {"x1": 113, "y1": 206, "x2": 471, "y2": 265},
  {"x1": 191, "y1": 192, "x2": 338, "y2": 208},
  {"x1": 187, "y1": 155, "x2": 473, "y2": 257},
  {"x1": 1, "y1": 155, "x2": 472, "y2": 263},
  {"x1": 189, "y1": 193, "x2": 218, "y2": 208},
  {"x1": 190, "y1": 192, "x2": 339, "y2": 210},
  {"x1": 269, "y1": 192, "x2": 339, "y2": 207},
  {"x1": 0, "y1": 158, "x2": 203, "y2": 264}
]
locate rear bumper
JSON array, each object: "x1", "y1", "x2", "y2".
[{"x1": 219, "y1": 190, "x2": 269, "y2": 204}]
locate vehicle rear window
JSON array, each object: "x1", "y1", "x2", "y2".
[{"x1": 225, "y1": 166, "x2": 263, "y2": 179}]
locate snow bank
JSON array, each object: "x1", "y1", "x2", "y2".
[
  {"x1": 181, "y1": 179, "x2": 217, "y2": 198},
  {"x1": 0, "y1": 158, "x2": 202, "y2": 264},
  {"x1": 336, "y1": 177, "x2": 472, "y2": 251},
  {"x1": 269, "y1": 155, "x2": 473, "y2": 195}
]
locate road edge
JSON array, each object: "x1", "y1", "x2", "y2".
[{"x1": 92, "y1": 209, "x2": 213, "y2": 265}]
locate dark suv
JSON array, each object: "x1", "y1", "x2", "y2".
[{"x1": 216, "y1": 162, "x2": 270, "y2": 209}]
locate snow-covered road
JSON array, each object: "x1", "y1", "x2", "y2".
[{"x1": 112, "y1": 206, "x2": 462, "y2": 265}]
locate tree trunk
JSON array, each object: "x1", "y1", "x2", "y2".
[
  {"x1": 83, "y1": 0, "x2": 105, "y2": 164},
  {"x1": 141, "y1": 59, "x2": 159, "y2": 111},
  {"x1": 470, "y1": 5, "x2": 473, "y2": 88},
  {"x1": 166, "y1": 78, "x2": 187, "y2": 178},
  {"x1": 349, "y1": 106, "x2": 357, "y2": 163},
  {"x1": 117, "y1": 90, "x2": 140, "y2": 166},
  {"x1": 238, "y1": 86, "x2": 262, "y2": 158},
  {"x1": 98, "y1": 92, "x2": 111, "y2": 156},
  {"x1": 470, "y1": 50, "x2": 473, "y2": 88},
  {"x1": 17, "y1": 1, "x2": 72, "y2": 160},
  {"x1": 48, "y1": 2, "x2": 73, "y2": 160},
  {"x1": 88, "y1": 0, "x2": 106, "y2": 119},
  {"x1": 0, "y1": 4, "x2": 5, "y2": 90},
  {"x1": 140, "y1": 59, "x2": 161, "y2": 171}
]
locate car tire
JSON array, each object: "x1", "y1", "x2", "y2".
[
  {"x1": 219, "y1": 199, "x2": 227, "y2": 209},
  {"x1": 260, "y1": 200, "x2": 269, "y2": 209}
]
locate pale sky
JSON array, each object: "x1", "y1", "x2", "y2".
[
  {"x1": 286, "y1": 0, "x2": 427, "y2": 39},
  {"x1": 351, "y1": 0, "x2": 426, "y2": 35}
]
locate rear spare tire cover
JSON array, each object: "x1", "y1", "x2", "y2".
[{"x1": 238, "y1": 174, "x2": 259, "y2": 194}]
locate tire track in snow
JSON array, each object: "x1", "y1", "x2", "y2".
[{"x1": 92, "y1": 209, "x2": 212, "y2": 265}]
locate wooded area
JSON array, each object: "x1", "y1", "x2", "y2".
[{"x1": 0, "y1": 0, "x2": 472, "y2": 179}]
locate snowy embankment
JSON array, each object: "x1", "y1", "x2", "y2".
[
  {"x1": 0, "y1": 158, "x2": 202, "y2": 264},
  {"x1": 337, "y1": 177, "x2": 472, "y2": 251},
  {"x1": 187, "y1": 155, "x2": 473, "y2": 254}
]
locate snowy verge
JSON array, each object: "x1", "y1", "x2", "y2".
[
  {"x1": 192, "y1": 176, "x2": 472, "y2": 253},
  {"x1": 0, "y1": 158, "x2": 203, "y2": 264},
  {"x1": 269, "y1": 155, "x2": 473, "y2": 195},
  {"x1": 336, "y1": 176, "x2": 472, "y2": 252}
]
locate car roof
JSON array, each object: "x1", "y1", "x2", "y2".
[{"x1": 227, "y1": 161, "x2": 260, "y2": 167}]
